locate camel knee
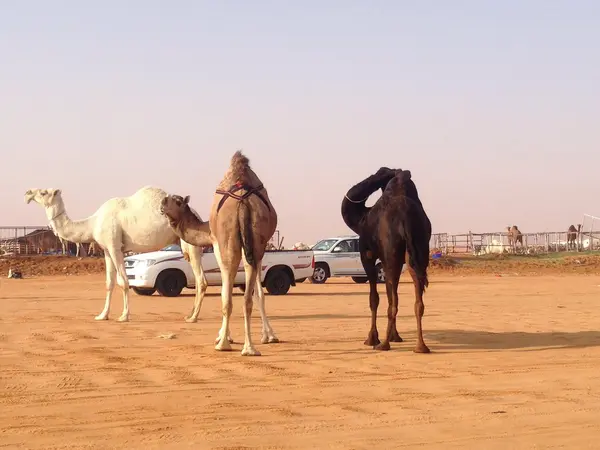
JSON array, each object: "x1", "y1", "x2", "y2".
[
  {"x1": 199, "y1": 277, "x2": 208, "y2": 292},
  {"x1": 414, "y1": 301, "x2": 424, "y2": 317},
  {"x1": 244, "y1": 297, "x2": 254, "y2": 316},
  {"x1": 221, "y1": 302, "x2": 233, "y2": 317},
  {"x1": 115, "y1": 274, "x2": 129, "y2": 290},
  {"x1": 369, "y1": 293, "x2": 380, "y2": 310},
  {"x1": 388, "y1": 306, "x2": 398, "y2": 320}
]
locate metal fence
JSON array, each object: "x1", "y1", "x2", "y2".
[
  {"x1": 0, "y1": 226, "x2": 87, "y2": 256},
  {"x1": 431, "y1": 230, "x2": 600, "y2": 256}
]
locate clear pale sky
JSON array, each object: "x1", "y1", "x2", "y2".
[{"x1": 2, "y1": 1, "x2": 598, "y2": 245}]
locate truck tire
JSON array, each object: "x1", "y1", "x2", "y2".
[
  {"x1": 265, "y1": 268, "x2": 292, "y2": 295},
  {"x1": 351, "y1": 276, "x2": 368, "y2": 284},
  {"x1": 132, "y1": 287, "x2": 156, "y2": 296},
  {"x1": 156, "y1": 269, "x2": 186, "y2": 297},
  {"x1": 311, "y1": 263, "x2": 329, "y2": 284},
  {"x1": 296, "y1": 277, "x2": 307, "y2": 284}
]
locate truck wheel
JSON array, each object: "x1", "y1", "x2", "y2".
[
  {"x1": 376, "y1": 263, "x2": 385, "y2": 283},
  {"x1": 311, "y1": 263, "x2": 329, "y2": 284},
  {"x1": 132, "y1": 287, "x2": 156, "y2": 296},
  {"x1": 351, "y1": 276, "x2": 368, "y2": 284},
  {"x1": 156, "y1": 270, "x2": 186, "y2": 297},
  {"x1": 296, "y1": 277, "x2": 307, "y2": 284},
  {"x1": 265, "y1": 268, "x2": 291, "y2": 295}
]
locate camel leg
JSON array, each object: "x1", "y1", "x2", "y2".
[
  {"x1": 255, "y1": 263, "x2": 279, "y2": 344},
  {"x1": 407, "y1": 266, "x2": 430, "y2": 353},
  {"x1": 214, "y1": 243, "x2": 236, "y2": 350},
  {"x1": 95, "y1": 253, "x2": 115, "y2": 320},
  {"x1": 360, "y1": 253, "x2": 380, "y2": 346},
  {"x1": 185, "y1": 247, "x2": 208, "y2": 323},
  {"x1": 240, "y1": 258, "x2": 260, "y2": 356},
  {"x1": 105, "y1": 247, "x2": 131, "y2": 322},
  {"x1": 374, "y1": 265, "x2": 401, "y2": 351}
]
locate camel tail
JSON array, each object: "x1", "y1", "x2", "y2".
[
  {"x1": 399, "y1": 173, "x2": 430, "y2": 293},
  {"x1": 230, "y1": 150, "x2": 251, "y2": 179},
  {"x1": 406, "y1": 224, "x2": 429, "y2": 293},
  {"x1": 238, "y1": 201, "x2": 256, "y2": 269}
]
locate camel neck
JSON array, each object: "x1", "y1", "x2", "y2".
[
  {"x1": 341, "y1": 175, "x2": 384, "y2": 234},
  {"x1": 341, "y1": 198, "x2": 369, "y2": 234},
  {"x1": 46, "y1": 204, "x2": 95, "y2": 243},
  {"x1": 174, "y1": 213, "x2": 212, "y2": 248}
]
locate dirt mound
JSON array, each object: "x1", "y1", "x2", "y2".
[
  {"x1": 0, "y1": 256, "x2": 106, "y2": 277},
  {"x1": 429, "y1": 254, "x2": 600, "y2": 276}
]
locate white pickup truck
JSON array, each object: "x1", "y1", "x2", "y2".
[
  {"x1": 125, "y1": 245, "x2": 314, "y2": 297},
  {"x1": 311, "y1": 235, "x2": 405, "y2": 284}
]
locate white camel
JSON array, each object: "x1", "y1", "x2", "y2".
[
  {"x1": 292, "y1": 242, "x2": 310, "y2": 250},
  {"x1": 25, "y1": 186, "x2": 208, "y2": 322}
]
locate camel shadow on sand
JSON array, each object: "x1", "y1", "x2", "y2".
[{"x1": 428, "y1": 329, "x2": 600, "y2": 352}]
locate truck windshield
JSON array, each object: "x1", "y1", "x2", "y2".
[{"x1": 312, "y1": 239, "x2": 338, "y2": 251}]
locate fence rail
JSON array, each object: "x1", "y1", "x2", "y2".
[
  {"x1": 431, "y1": 230, "x2": 600, "y2": 255},
  {"x1": 0, "y1": 226, "x2": 97, "y2": 256},
  {"x1": 3, "y1": 224, "x2": 600, "y2": 258}
]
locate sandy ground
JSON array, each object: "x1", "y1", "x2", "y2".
[{"x1": 2, "y1": 274, "x2": 600, "y2": 449}]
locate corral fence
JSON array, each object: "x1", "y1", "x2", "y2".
[
  {"x1": 0, "y1": 226, "x2": 98, "y2": 257},
  {"x1": 431, "y1": 228, "x2": 600, "y2": 256}
]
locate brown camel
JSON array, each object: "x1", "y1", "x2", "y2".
[
  {"x1": 341, "y1": 167, "x2": 432, "y2": 353},
  {"x1": 160, "y1": 151, "x2": 278, "y2": 356},
  {"x1": 567, "y1": 224, "x2": 581, "y2": 250},
  {"x1": 507, "y1": 225, "x2": 522, "y2": 249}
]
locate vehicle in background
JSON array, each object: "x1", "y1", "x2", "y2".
[
  {"x1": 125, "y1": 244, "x2": 314, "y2": 297},
  {"x1": 311, "y1": 235, "x2": 405, "y2": 284}
]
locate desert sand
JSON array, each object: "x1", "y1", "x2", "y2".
[{"x1": 2, "y1": 272, "x2": 600, "y2": 449}]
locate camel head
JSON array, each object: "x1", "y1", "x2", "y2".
[
  {"x1": 24, "y1": 188, "x2": 63, "y2": 208},
  {"x1": 382, "y1": 169, "x2": 412, "y2": 193},
  {"x1": 374, "y1": 167, "x2": 399, "y2": 193},
  {"x1": 160, "y1": 194, "x2": 191, "y2": 226}
]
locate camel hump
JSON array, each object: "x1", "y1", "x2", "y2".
[{"x1": 230, "y1": 150, "x2": 251, "y2": 178}]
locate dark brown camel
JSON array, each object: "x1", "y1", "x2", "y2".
[
  {"x1": 341, "y1": 167, "x2": 432, "y2": 353},
  {"x1": 567, "y1": 224, "x2": 581, "y2": 250}
]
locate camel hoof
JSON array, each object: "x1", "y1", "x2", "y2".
[
  {"x1": 364, "y1": 337, "x2": 380, "y2": 346},
  {"x1": 215, "y1": 336, "x2": 234, "y2": 345},
  {"x1": 389, "y1": 333, "x2": 403, "y2": 343},
  {"x1": 94, "y1": 314, "x2": 108, "y2": 321},
  {"x1": 241, "y1": 346, "x2": 261, "y2": 356},
  {"x1": 185, "y1": 316, "x2": 198, "y2": 323},
  {"x1": 374, "y1": 341, "x2": 391, "y2": 351},
  {"x1": 117, "y1": 315, "x2": 129, "y2": 322},
  {"x1": 414, "y1": 344, "x2": 431, "y2": 354},
  {"x1": 215, "y1": 340, "x2": 233, "y2": 351},
  {"x1": 262, "y1": 335, "x2": 279, "y2": 344}
]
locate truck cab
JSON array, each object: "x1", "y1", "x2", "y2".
[{"x1": 311, "y1": 235, "x2": 405, "y2": 284}]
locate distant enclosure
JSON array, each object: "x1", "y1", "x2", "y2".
[
  {"x1": 430, "y1": 214, "x2": 600, "y2": 255},
  {"x1": 3, "y1": 216, "x2": 600, "y2": 257},
  {"x1": 0, "y1": 226, "x2": 96, "y2": 256}
]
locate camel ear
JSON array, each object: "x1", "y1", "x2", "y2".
[
  {"x1": 183, "y1": 195, "x2": 190, "y2": 204},
  {"x1": 50, "y1": 189, "x2": 61, "y2": 198}
]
